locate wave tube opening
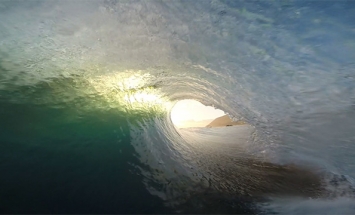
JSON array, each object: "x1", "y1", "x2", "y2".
[{"x1": 170, "y1": 99, "x2": 233, "y2": 128}]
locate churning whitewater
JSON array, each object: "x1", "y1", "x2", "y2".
[{"x1": 0, "y1": 1, "x2": 355, "y2": 214}]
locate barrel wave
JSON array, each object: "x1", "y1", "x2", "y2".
[{"x1": 0, "y1": 1, "x2": 355, "y2": 214}]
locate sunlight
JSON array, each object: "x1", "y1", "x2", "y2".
[
  {"x1": 86, "y1": 71, "x2": 172, "y2": 113},
  {"x1": 124, "y1": 92, "x2": 161, "y2": 103},
  {"x1": 171, "y1": 99, "x2": 225, "y2": 128}
]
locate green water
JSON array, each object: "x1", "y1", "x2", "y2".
[{"x1": 0, "y1": 98, "x2": 173, "y2": 213}]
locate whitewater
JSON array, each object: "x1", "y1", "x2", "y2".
[{"x1": 0, "y1": 0, "x2": 354, "y2": 214}]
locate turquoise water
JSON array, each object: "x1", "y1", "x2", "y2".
[{"x1": 1, "y1": 0, "x2": 355, "y2": 214}]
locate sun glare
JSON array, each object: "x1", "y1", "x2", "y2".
[
  {"x1": 124, "y1": 92, "x2": 161, "y2": 103},
  {"x1": 171, "y1": 99, "x2": 225, "y2": 128},
  {"x1": 86, "y1": 71, "x2": 171, "y2": 112}
]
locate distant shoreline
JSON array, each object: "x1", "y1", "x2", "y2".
[{"x1": 206, "y1": 115, "x2": 246, "y2": 128}]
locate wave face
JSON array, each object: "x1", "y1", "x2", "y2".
[{"x1": 1, "y1": 0, "x2": 355, "y2": 214}]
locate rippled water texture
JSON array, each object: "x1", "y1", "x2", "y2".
[{"x1": 0, "y1": 1, "x2": 355, "y2": 214}]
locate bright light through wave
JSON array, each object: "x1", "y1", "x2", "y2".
[
  {"x1": 86, "y1": 70, "x2": 172, "y2": 113},
  {"x1": 171, "y1": 99, "x2": 225, "y2": 128}
]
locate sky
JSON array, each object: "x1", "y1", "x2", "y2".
[{"x1": 170, "y1": 99, "x2": 225, "y2": 127}]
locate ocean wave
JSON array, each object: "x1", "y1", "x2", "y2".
[{"x1": 1, "y1": 0, "x2": 355, "y2": 213}]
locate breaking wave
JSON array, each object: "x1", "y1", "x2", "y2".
[{"x1": 0, "y1": 0, "x2": 355, "y2": 214}]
